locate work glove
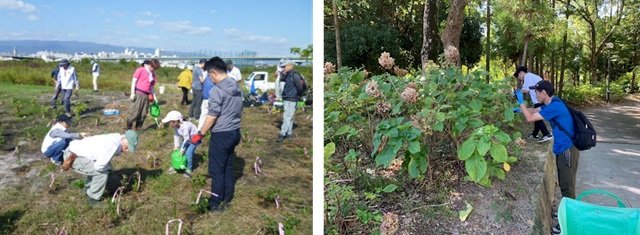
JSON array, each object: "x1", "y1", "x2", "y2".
[
  {"x1": 190, "y1": 132, "x2": 204, "y2": 144},
  {"x1": 148, "y1": 94, "x2": 154, "y2": 102},
  {"x1": 514, "y1": 89, "x2": 524, "y2": 105},
  {"x1": 129, "y1": 94, "x2": 135, "y2": 101}
]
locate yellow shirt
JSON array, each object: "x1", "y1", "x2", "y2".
[{"x1": 177, "y1": 69, "x2": 192, "y2": 89}]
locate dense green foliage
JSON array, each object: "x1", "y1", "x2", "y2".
[{"x1": 324, "y1": 65, "x2": 523, "y2": 233}]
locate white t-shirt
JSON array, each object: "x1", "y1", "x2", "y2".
[
  {"x1": 228, "y1": 66, "x2": 242, "y2": 82},
  {"x1": 521, "y1": 72, "x2": 542, "y2": 104}
]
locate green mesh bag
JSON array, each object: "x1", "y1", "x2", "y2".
[{"x1": 558, "y1": 189, "x2": 640, "y2": 235}]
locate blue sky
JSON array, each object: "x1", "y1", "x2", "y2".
[{"x1": 0, "y1": 0, "x2": 312, "y2": 56}]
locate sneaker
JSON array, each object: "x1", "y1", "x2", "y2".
[
  {"x1": 538, "y1": 135, "x2": 554, "y2": 143},
  {"x1": 87, "y1": 197, "x2": 104, "y2": 208},
  {"x1": 50, "y1": 158, "x2": 62, "y2": 166},
  {"x1": 167, "y1": 167, "x2": 177, "y2": 174},
  {"x1": 552, "y1": 224, "x2": 561, "y2": 235},
  {"x1": 183, "y1": 169, "x2": 192, "y2": 178},
  {"x1": 276, "y1": 135, "x2": 286, "y2": 142},
  {"x1": 552, "y1": 210, "x2": 558, "y2": 220},
  {"x1": 527, "y1": 134, "x2": 540, "y2": 140}
]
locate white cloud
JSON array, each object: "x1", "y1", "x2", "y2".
[
  {"x1": 161, "y1": 21, "x2": 212, "y2": 35},
  {"x1": 0, "y1": 0, "x2": 36, "y2": 13},
  {"x1": 135, "y1": 20, "x2": 154, "y2": 27},
  {"x1": 223, "y1": 28, "x2": 288, "y2": 44},
  {"x1": 141, "y1": 11, "x2": 159, "y2": 17},
  {"x1": 26, "y1": 14, "x2": 37, "y2": 21}
]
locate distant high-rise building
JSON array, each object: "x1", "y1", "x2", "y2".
[
  {"x1": 12, "y1": 47, "x2": 16, "y2": 56},
  {"x1": 154, "y1": 48, "x2": 161, "y2": 57}
]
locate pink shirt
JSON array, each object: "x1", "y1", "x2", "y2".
[{"x1": 133, "y1": 67, "x2": 156, "y2": 94}]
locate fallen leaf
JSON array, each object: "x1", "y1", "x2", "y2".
[
  {"x1": 459, "y1": 201, "x2": 473, "y2": 222},
  {"x1": 503, "y1": 162, "x2": 511, "y2": 172}
]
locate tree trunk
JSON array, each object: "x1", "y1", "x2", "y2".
[
  {"x1": 333, "y1": 1, "x2": 342, "y2": 68},
  {"x1": 485, "y1": 0, "x2": 491, "y2": 82},
  {"x1": 421, "y1": 0, "x2": 440, "y2": 67},
  {"x1": 441, "y1": 0, "x2": 468, "y2": 66},
  {"x1": 590, "y1": 24, "x2": 597, "y2": 83},
  {"x1": 551, "y1": 44, "x2": 556, "y2": 82},
  {"x1": 559, "y1": 0, "x2": 571, "y2": 96},
  {"x1": 520, "y1": 35, "x2": 530, "y2": 66}
]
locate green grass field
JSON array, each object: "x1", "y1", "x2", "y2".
[{"x1": 0, "y1": 80, "x2": 312, "y2": 234}]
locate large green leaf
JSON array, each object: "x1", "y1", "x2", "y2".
[
  {"x1": 375, "y1": 142, "x2": 402, "y2": 167},
  {"x1": 335, "y1": 125, "x2": 351, "y2": 136},
  {"x1": 489, "y1": 143, "x2": 508, "y2": 162},
  {"x1": 408, "y1": 157, "x2": 420, "y2": 178},
  {"x1": 458, "y1": 138, "x2": 477, "y2": 160},
  {"x1": 382, "y1": 184, "x2": 398, "y2": 193},
  {"x1": 476, "y1": 138, "x2": 490, "y2": 156},
  {"x1": 324, "y1": 142, "x2": 336, "y2": 161},
  {"x1": 465, "y1": 154, "x2": 487, "y2": 182},
  {"x1": 494, "y1": 131, "x2": 512, "y2": 143},
  {"x1": 408, "y1": 141, "x2": 421, "y2": 154},
  {"x1": 469, "y1": 100, "x2": 482, "y2": 111},
  {"x1": 503, "y1": 108, "x2": 514, "y2": 122}
]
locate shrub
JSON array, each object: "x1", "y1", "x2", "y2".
[{"x1": 325, "y1": 65, "x2": 522, "y2": 186}]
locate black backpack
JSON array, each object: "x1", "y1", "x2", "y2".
[
  {"x1": 291, "y1": 71, "x2": 308, "y2": 97},
  {"x1": 552, "y1": 98, "x2": 597, "y2": 151}
]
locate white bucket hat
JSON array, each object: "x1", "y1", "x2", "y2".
[{"x1": 161, "y1": 110, "x2": 183, "y2": 123}]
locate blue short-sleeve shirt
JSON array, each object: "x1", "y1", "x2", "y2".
[{"x1": 539, "y1": 97, "x2": 574, "y2": 155}]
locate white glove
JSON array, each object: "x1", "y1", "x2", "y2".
[{"x1": 129, "y1": 94, "x2": 135, "y2": 101}]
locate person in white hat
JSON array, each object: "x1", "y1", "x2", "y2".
[{"x1": 162, "y1": 110, "x2": 199, "y2": 177}]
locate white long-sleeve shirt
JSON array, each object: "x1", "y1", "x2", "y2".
[
  {"x1": 174, "y1": 121, "x2": 198, "y2": 149},
  {"x1": 67, "y1": 133, "x2": 122, "y2": 172},
  {"x1": 40, "y1": 123, "x2": 81, "y2": 153},
  {"x1": 58, "y1": 65, "x2": 78, "y2": 90},
  {"x1": 228, "y1": 66, "x2": 242, "y2": 82}
]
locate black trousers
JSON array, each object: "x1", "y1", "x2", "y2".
[
  {"x1": 208, "y1": 129, "x2": 241, "y2": 209},
  {"x1": 180, "y1": 87, "x2": 189, "y2": 105},
  {"x1": 532, "y1": 103, "x2": 550, "y2": 137}
]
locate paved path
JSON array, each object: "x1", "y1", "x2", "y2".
[{"x1": 575, "y1": 95, "x2": 640, "y2": 207}]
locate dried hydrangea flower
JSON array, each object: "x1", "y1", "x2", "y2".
[
  {"x1": 401, "y1": 87, "x2": 418, "y2": 104},
  {"x1": 365, "y1": 80, "x2": 382, "y2": 98},
  {"x1": 378, "y1": 52, "x2": 395, "y2": 70},
  {"x1": 380, "y1": 212, "x2": 399, "y2": 235},
  {"x1": 407, "y1": 82, "x2": 418, "y2": 89},
  {"x1": 324, "y1": 62, "x2": 336, "y2": 74},
  {"x1": 393, "y1": 66, "x2": 408, "y2": 77},
  {"x1": 376, "y1": 102, "x2": 391, "y2": 115}
]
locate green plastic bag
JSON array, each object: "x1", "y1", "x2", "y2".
[
  {"x1": 150, "y1": 101, "x2": 160, "y2": 118},
  {"x1": 558, "y1": 189, "x2": 640, "y2": 235},
  {"x1": 171, "y1": 150, "x2": 186, "y2": 170}
]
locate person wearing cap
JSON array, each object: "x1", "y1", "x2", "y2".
[
  {"x1": 162, "y1": 110, "x2": 199, "y2": 177},
  {"x1": 190, "y1": 57, "x2": 243, "y2": 211},
  {"x1": 91, "y1": 60, "x2": 100, "y2": 92},
  {"x1": 61, "y1": 130, "x2": 138, "y2": 206},
  {"x1": 40, "y1": 115, "x2": 87, "y2": 165},
  {"x1": 50, "y1": 59, "x2": 79, "y2": 116},
  {"x1": 277, "y1": 60, "x2": 304, "y2": 142},
  {"x1": 517, "y1": 80, "x2": 579, "y2": 232},
  {"x1": 189, "y1": 59, "x2": 207, "y2": 119},
  {"x1": 515, "y1": 66, "x2": 553, "y2": 142},
  {"x1": 126, "y1": 59, "x2": 160, "y2": 130},
  {"x1": 177, "y1": 65, "x2": 193, "y2": 105},
  {"x1": 226, "y1": 59, "x2": 242, "y2": 84}
]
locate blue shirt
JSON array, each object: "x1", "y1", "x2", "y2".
[
  {"x1": 539, "y1": 97, "x2": 574, "y2": 155},
  {"x1": 202, "y1": 75, "x2": 215, "y2": 99},
  {"x1": 191, "y1": 67, "x2": 204, "y2": 90}
]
